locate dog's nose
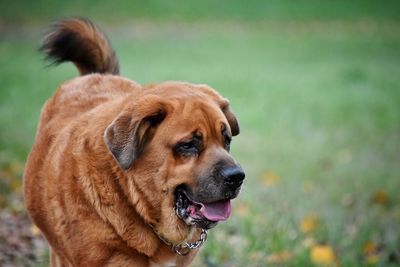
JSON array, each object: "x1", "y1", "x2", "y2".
[{"x1": 222, "y1": 166, "x2": 245, "y2": 187}]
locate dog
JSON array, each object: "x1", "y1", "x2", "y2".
[{"x1": 24, "y1": 18, "x2": 245, "y2": 267}]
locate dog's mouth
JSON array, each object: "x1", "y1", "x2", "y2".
[{"x1": 174, "y1": 186, "x2": 231, "y2": 230}]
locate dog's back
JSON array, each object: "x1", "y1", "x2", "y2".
[{"x1": 24, "y1": 20, "x2": 141, "y2": 263}]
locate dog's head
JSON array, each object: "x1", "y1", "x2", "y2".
[{"x1": 104, "y1": 81, "x2": 244, "y2": 242}]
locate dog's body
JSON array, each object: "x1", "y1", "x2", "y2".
[{"x1": 24, "y1": 18, "x2": 244, "y2": 267}]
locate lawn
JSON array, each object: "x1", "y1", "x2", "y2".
[{"x1": 0, "y1": 1, "x2": 399, "y2": 266}]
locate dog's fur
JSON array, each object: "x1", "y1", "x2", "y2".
[{"x1": 24, "y1": 18, "x2": 244, "y2": 267}]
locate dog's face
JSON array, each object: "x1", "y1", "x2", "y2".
[{"x1": 104, "y1": 82, "x2": 244, "y2": 241}]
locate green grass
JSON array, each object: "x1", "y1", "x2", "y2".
[
  {"x1": 1, "y1": 1, "x2": 400, "y2": 266},
  {"x1": 2, "y1": 0, "x2": 400, "y2": 23}
]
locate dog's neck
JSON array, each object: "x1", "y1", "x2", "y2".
[{"x1": 149, "y1": 224, "x2": 208, "y2": 256}]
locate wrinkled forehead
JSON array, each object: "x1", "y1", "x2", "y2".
[
  {"x1": 168, "y1": 97, "x2": 228, "y2": 142},
  {"x1": 149, "y1": 82, "x2": 230, "y2": 140}
]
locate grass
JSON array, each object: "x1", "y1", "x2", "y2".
[
  {"x1": 2, "y1": 0, "x2": 400, "y2": 23},
  {"x1": 1, "y1": 1, "x2": 400, "y2": 266}
]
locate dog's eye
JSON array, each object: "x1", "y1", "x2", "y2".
[
  {"x1": 224, "y1": 136, "x2": 231, "y2": 151},
  {"x1": 221, "y1": 123, "x2": 231, "y2": 152},
  {"x1": 174, "y1": 140, "x2": 200, "y2": 156},
  {"x1": 181, "y1": 141, "x2": 195, "y2": 150}
]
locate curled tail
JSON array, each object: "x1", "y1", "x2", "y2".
[{"x1": 40, "y1": 17, "x2": 119, "y2": 75}]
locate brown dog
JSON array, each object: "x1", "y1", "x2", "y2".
[{"x1": 24, "y1": 18, "x2": 245, "y2": 267}]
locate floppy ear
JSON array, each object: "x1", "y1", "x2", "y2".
[
  {"x1": 104, "y1": 99, "x2": 166, "y2": 170},
  {"x1": 222, "y1": 106, "x2": 240, "y2": 136}
]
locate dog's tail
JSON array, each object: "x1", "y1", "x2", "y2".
[{"x1": 40, "y1": 17, "x2": 119, "y2": 75}]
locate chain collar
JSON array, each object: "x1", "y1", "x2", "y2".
[
  {"x1": 172, "y1": 228, "x2": 208, "y2": 256},
  {"x1": 149, "y1": 224, "x2": 208, "y2": 256}
]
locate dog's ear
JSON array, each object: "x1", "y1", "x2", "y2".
[
  {"x1": 104, "y1": 98, "x2": 167, "y2": 170},
  {"x1": 222, "y1": 105, "x2": 240, "y2": 136}
]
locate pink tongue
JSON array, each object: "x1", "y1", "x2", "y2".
[{"x1": 199, "y1": 200, "x2": 232, "y2": 222}]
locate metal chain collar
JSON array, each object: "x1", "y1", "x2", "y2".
[
  {"x1": 149, "y1": 224, "x2": 208, "y2": 256},
  {"x1": 173, "y1": 228, "x2": 208, "y2": 256}
]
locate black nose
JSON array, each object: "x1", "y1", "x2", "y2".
[{"x1": 222, "y1": 166, "x2": 245, "y2": 186}]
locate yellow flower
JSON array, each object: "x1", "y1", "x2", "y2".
[
  {"x1": 366, "y1": 254, "x2": 379, "y2": 265},
  {"x1": 310, "y1": 244, "x2": 337, "y2": 266},
  {"x1": 363, "y1": 241, "x2": 380, "y2": 265},
  {"x1": 363, "y1": 241, "x2": 378, "y2": 255},
  {"x1": 11, "y1": 178, "x2": 22, "y2": 191},
  {"x1": 372, "y1": 190, "x2": 389, "y2": 205},
  {"x1": 300, "y1": 215, "x2": 319, "y2": 234},
  {"x1": 261, "y1": 171, "x2": 280, "y2": 187}
]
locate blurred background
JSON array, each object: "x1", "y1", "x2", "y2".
[{"x1": 0, "y1": 1, "x2": 399, "y2": 266}]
